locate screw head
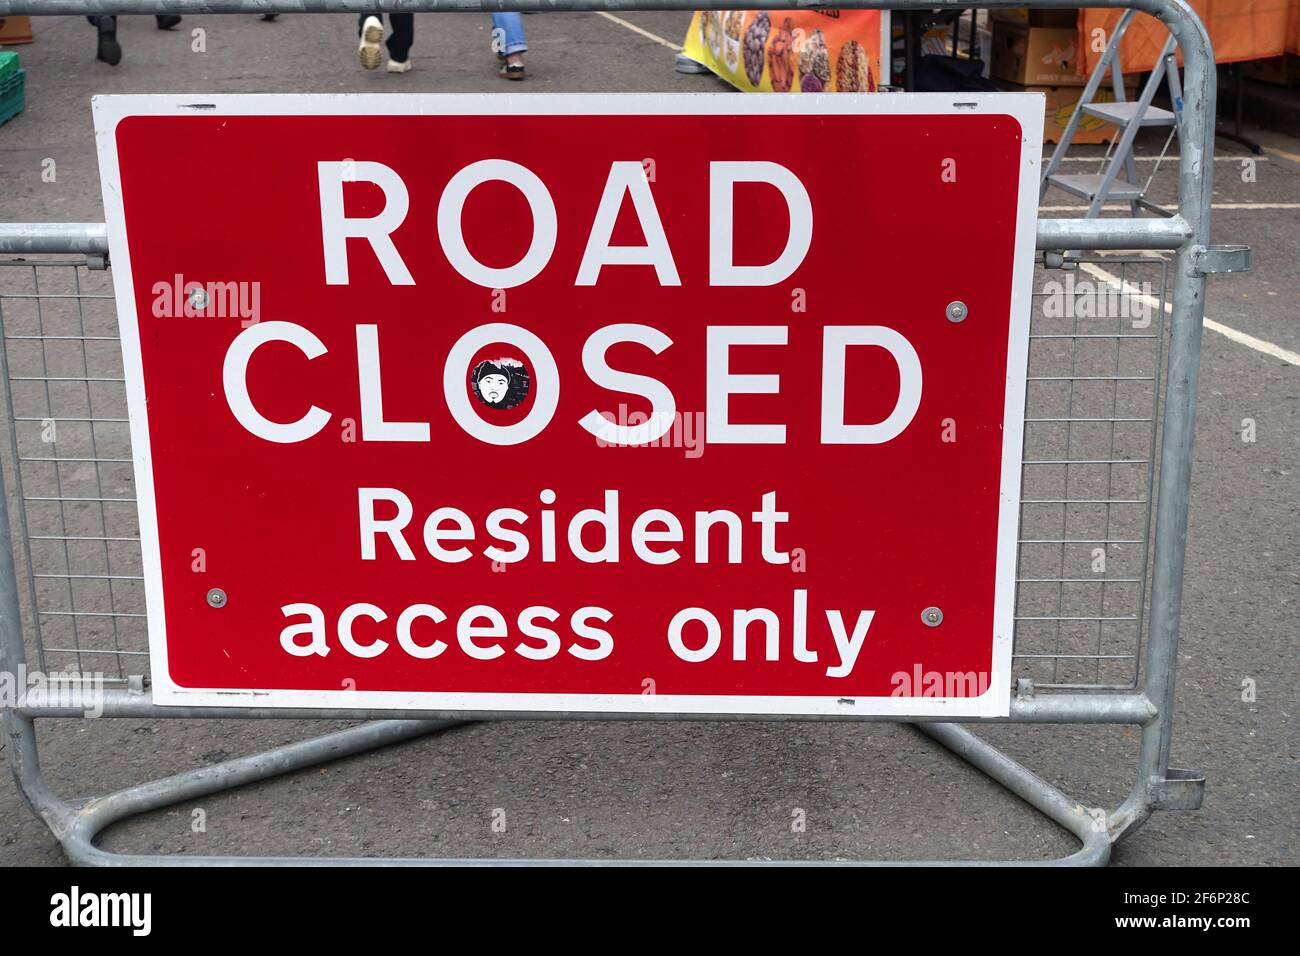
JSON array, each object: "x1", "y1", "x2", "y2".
[
  {"x1": 946, "y1": 301, "x2": 968, "y2": 323},
  {"x1": 206, "y1": 587, "x2": 227, "y2": 609},
  {"x1": 188, "y1": 287, "x2": 209, "y2": 310},
  {"x1": 922, "y1": 606, "x2": 944, "y2": 627}
]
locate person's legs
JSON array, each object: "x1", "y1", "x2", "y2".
[
  {"x1": 358, "y1": 14, "x2": 413, "y2": 71},
  {"x1": 358, "y1": 13, "x2": 385, "y2": 70},
  {"x1": 491, "y1": 13, "x2": 527, "y2": 79},
  {"x1": 491, "y1": 13, "x2": 528, "y2": 56},
  {"x1": 90, "y1": 15, "x2": 122, "y2": 66},
  {"x1": 386, "y1": 14, "x2": 415, "y2": 63}
]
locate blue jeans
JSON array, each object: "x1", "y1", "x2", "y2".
[{"x1": 491, "y1": 13, "x2": 527, "y2": 55}]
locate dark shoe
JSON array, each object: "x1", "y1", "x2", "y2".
[
  {"x1": 260, "y1": 13, "x2": 279, "y2": 21},
  {"x1": 156, "y1": 15, "x2": 182, "y2": 30},
  {"x1": 499, "y1": 61, "x2": 526, "y2": 81},
  {"x1": 96, "y1": 17, "x2": 122, "y2": 66}
]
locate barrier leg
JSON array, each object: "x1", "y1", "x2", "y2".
[{"x1": 4, "y1": 713, "x2": 1116, "y2": 866}]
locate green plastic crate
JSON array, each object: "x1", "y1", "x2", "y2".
[
  {"x1": 0, "y1": 68, "x2": 24, "y2": 127},
  {"x1": 0, "y1": 51, "x2": 18, "y2": 83}
]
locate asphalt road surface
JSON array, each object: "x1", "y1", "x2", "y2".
[{"x1": 0, "y1": 12, "x2": 1296, "y2": 865}]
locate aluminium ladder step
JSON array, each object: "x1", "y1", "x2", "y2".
[
  {"x1": 1043, "y1": 173, "x2": 1145, "y2": 202},
  {"x1": 1081, "y1": 102, "x2": 1177, "y2": 127}
]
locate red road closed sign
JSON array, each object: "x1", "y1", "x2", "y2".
[{"x1": 96, "y1": 94, "x2": 1041, "y2": 717}]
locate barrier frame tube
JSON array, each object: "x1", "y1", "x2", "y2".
[{"x1": 0, "y1": 0, "x2": 1226, "y2": 865}]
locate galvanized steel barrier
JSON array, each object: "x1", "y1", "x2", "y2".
[{"x1": 0, "y1": 0, "x2": 1250, "y2": 865}]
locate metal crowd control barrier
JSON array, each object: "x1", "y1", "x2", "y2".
[{"x1": 0, "y1": 0, "x2": 1251, "y2": 865}]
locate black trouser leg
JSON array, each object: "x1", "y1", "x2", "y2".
[
  {"x1": 386, "y1": 14, "x2": 414, "y2": 61},
  {"x1": 89, "y1": 15, "x2": 121, "y2": 65}
]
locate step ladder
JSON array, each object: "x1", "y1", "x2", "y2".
[{"x1": 1041, "y1": 9, "x2": 1183, "y2": 218}]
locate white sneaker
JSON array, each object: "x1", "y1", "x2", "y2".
[
  {"x1": 358, "y1": 15, "x2": 383, "y2": 71},
  {"x1": 386, "y1": 59, "x2": 412, "y2": 73}
]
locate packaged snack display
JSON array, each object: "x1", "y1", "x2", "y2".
[
  {"x1": 683, "y1": 10, "x2": 885, "y2": 95},
  {"x1": 799, "y1": 29, "x2": 831, "y2": 92},
  {"x1": 743, "y1": 12, "x2": 771, "y2": 86},
  {"x1": 722, "y1": 10, "x2": 744, "y2": 72},
  {"x1": 768, "y1": 17, "x2": 796, "y2": 92},
  {"x1": 836, "y1": 39, "x2": 877, "y2": 92}
]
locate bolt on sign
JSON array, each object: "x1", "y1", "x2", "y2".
[{"x1": 94, "y1": 94, "x2": 1042, "y2": 717}]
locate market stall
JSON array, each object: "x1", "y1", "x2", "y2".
[{"x1": 682, "y1": 10, "x2": 888, "y2": 93}]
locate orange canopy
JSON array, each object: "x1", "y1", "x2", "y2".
[{"x1": 1080, "y1": 1, "x2": 1300, "y2": 75}]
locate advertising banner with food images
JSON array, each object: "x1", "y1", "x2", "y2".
[
  {"x1": 95, "y1": 93, "x2": 1040, "y2": 717},
  {"x1": 684, "y1": 10, "x2": 887, "y2": 93}
]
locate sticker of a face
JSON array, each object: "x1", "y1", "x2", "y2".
[
  {"x1": 479, "y1": 373, "x2": 510, "y2": 405},
  {"x1": 471, "y1": 358, "x2": 531, "y2": 411}
]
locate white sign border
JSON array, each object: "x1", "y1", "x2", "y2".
[{"x1": 93, "y1": 92, "x2": 1042, "y2": 718}]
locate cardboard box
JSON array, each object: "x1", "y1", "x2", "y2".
[
  {"x1": 1002, "y1": 81, "x2": 1139, "y2": 144},
  {"x1": 989, "y1": 8, "x2": 1080, "y2": 29},
  {"x1": 0, "y1": 16, "x2": 33, "y2": 46},
  {"x1": 991, "y1": 21, "x2": 1086, "y2": 87}
]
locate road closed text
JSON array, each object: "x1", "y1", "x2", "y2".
[{"x1": 223, "y1": 157, "x2": 922, "y2": 449}]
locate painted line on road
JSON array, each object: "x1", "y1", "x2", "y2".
[
  {"x1": 1263, "y1": 145, "x2": 1300, "y2": 165},
  {"x1": 596, "y1": 12, "x2": 682, "y2": 52},
  {"x1": 1081, "y1": 260, "x2": 1300, "y2": 367}
]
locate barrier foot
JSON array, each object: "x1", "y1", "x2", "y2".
[
  {"x1": 8, "y1": 716, "x2": 1116, "y2": 866},
  {"x1": 40, "y1": 719, "x2": 465, "y2": 866},
  {"x1": 914, "y1": 722, "x2": 1111, "y2": 866}
]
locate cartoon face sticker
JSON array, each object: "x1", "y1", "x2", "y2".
[
  {"x1": 478, "y1": 372, "x2": 510, "y2": 404},
  {"x1": 471, "y1": 358, "x2": 531, "y2": 411}
]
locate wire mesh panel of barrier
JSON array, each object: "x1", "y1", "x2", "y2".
[
  {"x1": 0, "y1": 255, "x2": 1170, "y2": 693},
  {"x1": 0, "y1": 261, "x2": 143, "y2": 685},
  {"x1": 0, "y1": 0, "x2": 1249, "y2": 867},
  {"x1": 1015, "y1": 257, "x2": 1169, "y2": 690}
]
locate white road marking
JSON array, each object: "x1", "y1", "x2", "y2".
[
  {"x1": 1080, "y1": 261, "x2": 1300, "y2": 367},
  {"x1": 1263, "y1": 145, "x2": 1300, "y2": 165},
  {"x1": 596, "y1": 12, "x2": 682, "y2": 52}
]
